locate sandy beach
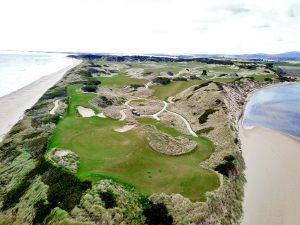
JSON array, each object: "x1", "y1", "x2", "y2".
[
  {"x1": 0, "y1": 58, "x2": 81, "y2": 142},
  {"x1": 240, "y1": 126, "x2": 300, "y2": 225}
]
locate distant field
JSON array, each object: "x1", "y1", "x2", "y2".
[
  {"x1": 97, "y1": 71, "x2": 144, "y2": 88},
  {"x1": 152, "y1": 80, "x2": 206, "y2": 99},
  {"x1": 48, "y1": 86, "x2": 219, "y2": 202}
]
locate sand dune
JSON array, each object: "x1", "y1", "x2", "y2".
[
  {"x1": 0, "y1": 58, "x2": 81, "y2": 142},
  {"x1": 240, "y1": 126, "x2": 300, "y2": 225}
]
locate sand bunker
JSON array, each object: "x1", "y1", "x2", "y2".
[
  {"x1": 114, "y1": 124, "x2": 136, "y2": 133},
  {"x1": 50, "y1": 100, "x2": 59, "y2": 115},
  {"x1": 77, "y1": 106, "x2": 95, "y2": 117},
  {"x1": 97, "y1": 112, "x2": 107, "y2": 118}
]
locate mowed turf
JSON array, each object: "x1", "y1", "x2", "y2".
[
  {"x1": 152, "y1": 80, "x2": 207, "y2": 100},
  {"x1": 98, "y1": 71, "x2": 144, "y2": 88},
  {"x1": 48, "y1": 86, "x2": 219, "y2": 202}
]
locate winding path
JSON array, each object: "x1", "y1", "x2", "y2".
[
  {"x1": 50, "y1": 100, "x2": 59, "y2": 115},
  {"x1": 120, "y1": 96, "x2": 197, "y2": 137},
  {"x1": 165, "y1": 107, "x2": 198, "y2": 137},
  {"x1": 118, "y1": 80, "x2": 198, "y2": 137}
]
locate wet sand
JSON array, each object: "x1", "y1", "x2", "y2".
[
  {"x1": 0, "y1": 58, "x2": 81, "y2": 141},
  {"x1": 240, "y1": 126, "x2": 300, "y2": 225}
]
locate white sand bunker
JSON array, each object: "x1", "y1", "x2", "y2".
[
  {"x1": 77, "y1": 106, "x2": 95, "y2": 117},
  {"x1": 50, "y1": 100, "x2": 59, "y2": 115},
  {"x1": 97, "y1": 112, "x2": 107, "y2": 118},
  {"x1": 114, "y1": 124, "x2": 136, "y2": 133}
]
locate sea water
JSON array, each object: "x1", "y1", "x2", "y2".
[
  {"x1": 0, "y1": 51, "x2": 74, "y2": 98},
  {"x1": 243, "y1": 83, "x2": 300, "y2": 138}
]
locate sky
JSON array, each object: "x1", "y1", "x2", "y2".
[{"x1": 0, "y1": 0, "x2": 299, "y2": 55}]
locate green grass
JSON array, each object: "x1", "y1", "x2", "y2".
[
  {"x1": 152, "y1": 80, "x2": 207, "y2": 100},
  {"x1": 48, "y1": 86, "x2": 219, "y2": 202},
  {"x1": 67, "y1": 86, "x2": 99, "y2": 115},
  {"x1": 251, "y1": 74, "x2": 278, "y2": 82},
  {"x1": 98, "y1": 71, "x2": 144, "y2": 88},
  {"x1": 151, "y1": 77, "x2": 249, "y2": 100},
  {"x1": 210, "y1": 65, "x2": 235, "y2": 73}
]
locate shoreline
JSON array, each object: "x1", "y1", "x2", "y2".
[
  {"x1": 239, "y1": 82, "x2": 300, "y2": 225},
  {"x1": 0, "y1": 58, "x2": 81, "y2": 142}
]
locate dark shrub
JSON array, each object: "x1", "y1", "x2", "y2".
[
  {"x1": 189, "y1": 75, "x2": 201, "y2": 80},
  {"x1": 266, "y1": 63, "x2": 274, "y2": 69},
  {"x1": 172, "y1": 77, "x2": 187, "y2": 81},
  {"x1": 167, "y1": 71, "x2": 174, "y2": 76},
  {"x1": 152, "y1": 77, "x2": 171, "y2": 85},
  {"x1": 82, "y1": 85, "x2": 97, "y2": 92},
  {"x1": 196, "y1": 127, "x2": 214, "y2": 135},
  {"x1": 31, "y1": 114, "x2": 60, "y2": 128},
  {"x1": 99, "y1": 190, "x2": 117, "y2": 209},
  {"x1": 143, "y1": 202, "x2": 173, "y2": 225},
  {"x1": 83, "y1": 78, "x2": 101, "y2": 86},
  {"x1": 87, "y1": 68, "x2": 99, "y2": 74},
  {"x1": 33, "y1": 200, "x2": 52, "y2": 224},
  {"x1": 23, "y1": 135, "x2": 49, "y2": 157},
  {"x1": 215, "y1": 161, "x2": 236, "y2": 177},
  {"x1": 215, "y1": 99, "x2": 222, "y2": 105},
  {"x1": 193, "y1": 81, "x2": 212, "y2": 91},
  {"x1": 40, "y1": 87, "x2": 67, "y2": 100},
  {"x1": 238, "y1": 63, "x2": 257, "y2": 70},
  {"x1": 28, "y1": 102, "x2": 49, "y2": 113},
  {"x1": 215, "y1": 155, "x2": 236, "y2": 177},
  {"x1": 43, "y1": 167, "x2": 92, "y2": 212},
  {"x1": 130, "y1": 84, "x2": 145, "y2": 90},
  {"x1": 1, "y1": 180, "x2": 30, "y2": 210},
  {"x1": 264, "y1": 77, "x2": 273, "y2": 82},
  {"x1": 234, "y1": 138, "x2": 239, "y2": 144},
  {"x1": 198, "y1": 109, "x2": 218, "y2": 124},
  {"x1": 78, "y1": 69, "x2": 92, "y2": 77},
  {"x1": 202, "y1": 69, "x2": 207, "y2": 75},
  {"x1": 96, "y1": 96, "x2": 113, "y2": 108},
  {"x1": 224, "y1": 155, "x2": 235, "y2": 162}
]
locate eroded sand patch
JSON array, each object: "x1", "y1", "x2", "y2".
[
  {"x1": 77, "y1": 106, "x2": 95, "y2": 117},
  {"x1": 114, "y1": 124, "x2": 136, "y2": 133}
]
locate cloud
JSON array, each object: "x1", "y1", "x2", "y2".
[
  {"x1": 0, "y1": 0, "x2": 299, "y2": 54},
  {"x1": 288, "y1": 4, "x2": 300, "y2": 18},
  {"x1": 288, "y1": 8, "x2": 296, "y2": 18},
  {"x1": 256, "y1": 24, "x2": 272, "y2": 28},
  {"x1": 223, "y1": 3, "x2": 251, "y2": 15}
]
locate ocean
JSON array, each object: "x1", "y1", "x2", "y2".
[
  {"x1": 243, "y1": 83, "x2": 300, "y2": 138},
  {"x1": 0, "y1": 51, "x2": 74, "y2": 98}
]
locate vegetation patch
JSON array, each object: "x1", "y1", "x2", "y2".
[
  {"x1": 81, "y1": 85, "x2": 97, "y2": 92},
  {"x1": 98, "y1": 71, "x2": 144, "y2": 88},
  {"x1": 143, "y1": 201, "x2": 173, "y2": 225},
  {"x1": 196, "y1": 127, "x2": 215, "y2": 135},
  {"x1": 215, "y1": 155, "x2": 237, "y2": 177},
  {"x1": 99, "y1": 190, "x2": 117, "y2": 209},
  {"x1": 198, "y1": 109, "x2": 219, "y2": 124},
  {"x1": 152, "y1": 77, "x2": 171, "y2": 85}
]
